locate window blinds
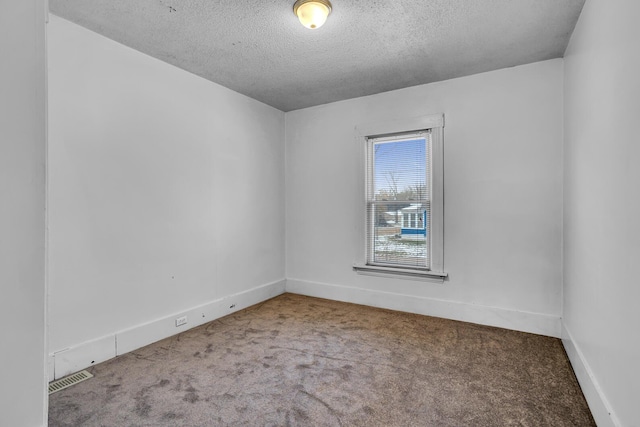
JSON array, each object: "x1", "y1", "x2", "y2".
[{"x1": 366, "y1": 130, "x2": 431, "y2": 269}]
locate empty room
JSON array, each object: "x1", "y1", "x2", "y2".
[{"x1": 2, "y1": 0, "x2": 639, "y2": 426}]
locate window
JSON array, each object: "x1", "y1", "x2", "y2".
[
  {"x1": 354, "y1": 115, "x2": 446, "y2": 280},
  {"x1": 366, "y1": 132, "x2": 430, "y2": 268}
]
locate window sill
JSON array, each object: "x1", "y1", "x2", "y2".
[{"x1": 352, "y1": 264, "x2": 448, "y2": 282}]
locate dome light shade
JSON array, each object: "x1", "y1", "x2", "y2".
[{"x1": 293, "y1": 0, "x2": 332, "y2": 30}]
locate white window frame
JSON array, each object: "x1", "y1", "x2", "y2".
[{"x1": 353, "y1": 114, "x2": 447, "y2": 281}]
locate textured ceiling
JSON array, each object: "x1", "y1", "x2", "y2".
[{"x1": 50, "y1": 0, "x2": 585, "y2": 112}]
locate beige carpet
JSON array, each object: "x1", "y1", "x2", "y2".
[{"x1": 49, "y1": 293, "x2": 595, "y2": 426}]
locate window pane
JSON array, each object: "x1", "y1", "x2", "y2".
[{"x1": 367, "y1": 135, "x2": 430, "y2": 268}]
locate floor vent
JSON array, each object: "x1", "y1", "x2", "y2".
[{"x1": 48, "y1": 370, "x2": 94, "y2": 395}]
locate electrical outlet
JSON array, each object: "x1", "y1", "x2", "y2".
[{"x1": 175, "y1": 316, "x2": 187, "y2": 327}]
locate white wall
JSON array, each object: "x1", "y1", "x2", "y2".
[
  {"x1": 563, "y1": 0, "x2": 640, "y2": 425},
  {"x1": 0, "y1": 1, "x2": 47, "y2": 426},
  {"x1": 286, "y1": 60, "x2": 564, "y2": 337},
  {"x1": 48, "y1": 16, "x2": 285, "y2": 376}
]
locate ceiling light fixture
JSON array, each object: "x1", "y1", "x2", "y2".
[{"x1": 293, "y1": 0, "x2": 332, "y2": 30}]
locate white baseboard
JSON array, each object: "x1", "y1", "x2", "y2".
[
  {"x1": 49, "y1": 279, "x2": 286, "y2": 380},
  {"x1": 53, "y1": 334, "x2": 116, "y2": 380},
  {"x1": 286, "y1": 278, "x2": 561, "y2": 337},
  {"x1": 117, "y1": 279, "x2": 285, "y2": 355},
  {"x1": 562, "y1": 323, "x2": 620, "y2": 427}
]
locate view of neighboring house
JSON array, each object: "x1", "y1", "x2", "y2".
[{"x1": 384, "y1": 203, "x2": 427, "y2": 239}]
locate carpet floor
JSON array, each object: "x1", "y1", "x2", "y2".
[{"x1": 49, "y1": 293, "x2": 595, "y2": 426}]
